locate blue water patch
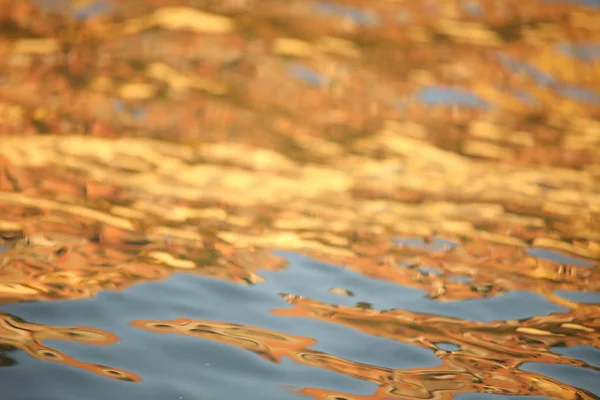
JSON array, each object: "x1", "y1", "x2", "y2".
[
  {"x1": 456, "y1": 394, "x2": 550, "y2": 400},
  {"x1": 543, "y1": 0, "x2": 600, "y2": 7},
  {"x1": 435, "y1": 238, "x2": 460, "y2": 248},
  {"x1": 557, "y1": 43, "x2": 600, "y2": 62},
  {"x1": 0, "y1": 245, "x2": 5, "y2": 252},
  {"x1": 526, "y1": 248, "x2": 595, "y2": 267},
  {"x1": 497, "y1": 53, "x2": 600, "y2": 104},
  {"x1": 288, "y1": 318, "x2": 442, "y2": 370},
  {"x1": 512, "y1": 89, "x2": 538, "y2": 105},
  {"x1": 419, "y1": 266, "x2": 442, "y2": 276},
  {"x1": 314, "y1": 1, "x2": 380, "y2": 26},
  {"x1": 416, "y1": 86, "x2": 492, "y2": 109},
  {"x1": 113, "y1": 99, "x2": 126, "y2": 113},
  {"x1": 556, "y1": 85, "x2": 600, "y2": 105},
  {"x1": 74, "y1": 1, "x2": 113, "y2": 20},
  {"x1": 112, "y1": 100, "x2": 147, "y2": 120},
  {"x1": 449, "y1": 275, "x2": 473, "y2": 283},
  {"x1": 266, "y1": 252, "x2": 568, "y2": 322},
  {"x1": 262, "y1": 251, "x2": 431, "y2": 309},
  {"x1": 394, "y1": 237, "x2": 459, "y2": 252},
  {"x1": 462, "y1": 1, "x2": 484, "y2": 16},
  {"x1": 554, "y1": 290, "x2": 600, "y2": 304},
  {"x1": 411, "y1": 291, "x2": 567, "y2": 322},
  {"x1": 436, "y1": 342, "x2": 460, "y2": 352},
  {"x1": 287, "y1": 64, "x2": 328, "y2": 87},
  {"x1": 0, "y1": 273, "x2": 380, "y2": 400},
  {"x1": 32, "y1": 0, "x2": 113, "y2": 19},
  {"x1": 31, "y1": 0, "x2": 68, "y2": 11},
  {"x1": 2, "y1": 337, "x2": 375, "y2": 400},
  {"x1": 132, "y1": 108, "x2": 147, "y2": 121},
  {"x1": 520, "y1": 363, "x2": 600, "y2": 395},
  {"x1": 551, "y1": 346, "x2": 600, "y2": 368},
  {"x1": 0, "y1": 252, "x2": 571, "y2": 400},
  {"x1": 497, "y1": 55, "x2": 555, "y2": 87}
]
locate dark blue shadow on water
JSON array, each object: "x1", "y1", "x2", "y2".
[
  {"x1": 526, "y1": 248, "x2": 595, "y2": 267},
  {"x1": 551, "y1": 345, "x2": 600, "y2": 368},
  {"x1": 520, "y1": 363, "x2": 600, "y2": 396}
]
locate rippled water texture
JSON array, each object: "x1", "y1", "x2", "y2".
[{"x1": 0, "y1": 0, "x2": 599, "y2": 399}]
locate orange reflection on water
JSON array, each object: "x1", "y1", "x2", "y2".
[
  {"x1": 0, "y1": 312, "x2": 140, "y2": 382},
  {"x1": 132, "y1": 312, "x2": 598, "y2": 399}
]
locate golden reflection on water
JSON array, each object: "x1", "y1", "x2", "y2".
[
  {"x1": 0, "y1": 0, "x2": 599, "y2": 397},
  {"x1": 133, "y1": 313, "x2": 597, "y2": 399},
  {"x1": 0, "y1": 312, "x2": 140, "y2": 381}
]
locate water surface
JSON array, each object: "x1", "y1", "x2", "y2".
[{"x1": 0, "y1": 0, "x2": 599, "y2": 399}]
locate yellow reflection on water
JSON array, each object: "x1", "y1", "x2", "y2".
[{"x1": 0, "y1": 312, "x2": 140, "y2": 381}]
